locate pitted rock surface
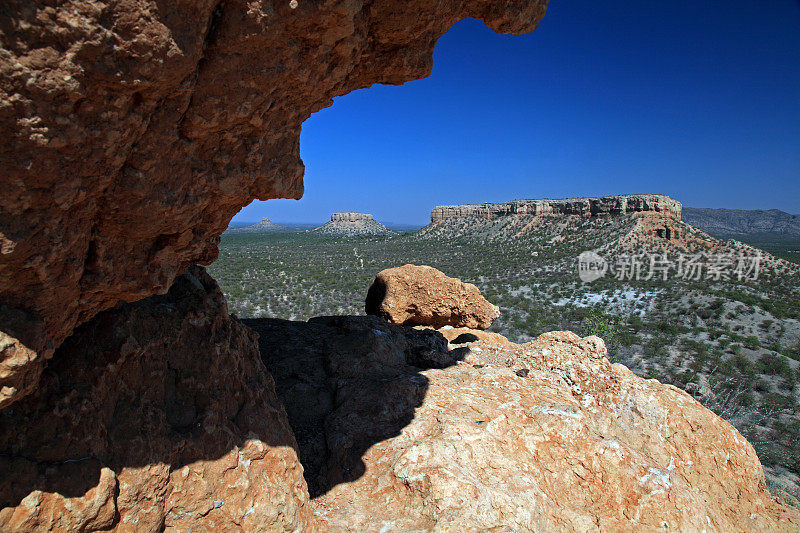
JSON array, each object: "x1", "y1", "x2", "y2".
[
  {"x1": 0, "y1": 0, "x2": 548, "y2": 407},
  {"x1": 0, "y1": 267, "x2": 312, "y2": 531},
  {"x1": 365, "y1": 264, "x2": 500, "y2": 329},
  {"x1": 312, "y1": 327, "x2": 800, "y2": 531}
]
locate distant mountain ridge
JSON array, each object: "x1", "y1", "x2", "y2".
[
  {"x1": 431, "y1": 194, "x2": 681, "y2": 222},
  {"x1": 683, "y1": 208, "x2": 800, "y2": 238}
]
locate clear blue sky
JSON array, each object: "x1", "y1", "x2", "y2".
[{"x1": 234, "y1": 1, "x2": 800, "y2": 225}]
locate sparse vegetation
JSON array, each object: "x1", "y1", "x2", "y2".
[{"x1": 209, "y1": 216, "x2": 800, "y2": 495}]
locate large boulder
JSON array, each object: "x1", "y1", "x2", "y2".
[
  {"x1": 366, "y1": 264, "x2": 500, "y2": 329},
  {"x1": 311, "y1": 326, "x2": 800, "y2": 531},
  {"x1": 0, "y1": 0, "x2": 548, "y2": 408},
  {"x1": 0, "y1": 267, "x2": 313, "y2": 531}
]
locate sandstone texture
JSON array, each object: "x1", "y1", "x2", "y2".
[
  {"x1": 0, "y1": 0, "x2": 548, "y2": 408},
  {"x1": 365, "y1": 264, "x2": 500, "y2": 329},
  {"x1": 312, "y1": 213, "x2": 395, "y2": 237},
  {"x1": 2, "y1": 269, "x2": 798, "y2": 531},
  {"x1": 0, "y1": 267, "x2": 313, "y2": 531},
  {"x1": 241, "y1": 313, "x2": 799, "y2": 531},
  {"x1": 311, "y1": 325, "x2": 799, "y2": 531},
  {"x1": 430, "y1": 194, "x2": 682, "y2": 222},
  {"x1": 242, "y1": 315, "x2": 457, "y2": 499}
]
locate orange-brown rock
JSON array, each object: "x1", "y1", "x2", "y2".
[
  {"x1": 311, "y1": 327, "x2": 800, "y2": 531},
  {"x1": 365, "y1": 264, "x2": 500, "y2": 329},
  {"x1": 0, "y1": 0, "x2": 548, "y2": 408},
  {"x1": 0, "y1": 267, "x2": 313, "y2": 531}
]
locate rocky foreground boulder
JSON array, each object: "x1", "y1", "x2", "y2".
[
  {"x1": 314, "y1": 326, "x2": 800, "y2": 531},
  {"x1": 1, "y1": 269, "x2": 798, "y2": 531},
  {"x1": 366, "y1": 264, "x2": 500, "y2": 329}
]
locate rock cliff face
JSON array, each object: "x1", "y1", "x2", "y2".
[
  {"x1": 431, "y1": 194, "x2": 682, "y2": 222},
  {"x1": 0, "y1": 0, "x2": 548, "y2": 407},
  {"x1": 330, "y1": 212, "x2": 374, "y2": 223}
]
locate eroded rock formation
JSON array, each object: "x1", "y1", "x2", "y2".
[
  {"x1": 430, "y1": 194, "x2": 682, "y2": 222},
  {"x1": 0, "y1": 267, "x2": 312, "y2": 531},
  {"x1": 225, "y1": 217, "x2": 288, "y2": 234},
  {"x1": 0, "y1": 0, "x2": 548, "y2": 407},
  {"x1": 366, "y1": 264, "x2": 500, "y2": 329},
  {"x1": 330, "y1": 213, "x2": 374, "y2": 223},
  {"x1": 312, "y1": 212, "x2": 395, "y2": 236}
]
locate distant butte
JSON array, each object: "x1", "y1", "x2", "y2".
[
  {"x1": 226, "y1": 217, "x2": 288, "y2": 234},
  {"x1": 312, "y1": 213, "x2": 396, "y2": 237}
]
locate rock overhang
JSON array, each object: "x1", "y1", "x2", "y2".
[{"x1": 0, "y1": 0, "x2": 548, "y2": 407}]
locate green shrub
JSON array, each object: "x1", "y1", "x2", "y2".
[
  {"x1": 743, "y1": 336, "x2": 762, "y2": 350},
  {"x1": 761, "y1": 392, "x2": 794, "y2": 411},
  {"x1": 757, "y1": 353, "x2": 793, "y2": 380}
]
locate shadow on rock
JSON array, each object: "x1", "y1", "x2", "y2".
[
  {"x1": 242, "y1": 315, "x2": 465, "y2": 498},
  {"x1": 0, "y1": 267, "x2": 309, "y2": 531}
]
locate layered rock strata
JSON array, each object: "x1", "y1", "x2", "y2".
[
  {"x1": 0, "y1": 0, "x2": 549, "y2": 407},
  {"x1": 431, "y1": 194, "x2": 682, "y2": 222},
  {"x1": 331, "y1": 213, "x2": 375, "y2": 223}
]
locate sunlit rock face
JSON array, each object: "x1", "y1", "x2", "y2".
[
  {"x1": 313, "y1": 327, "x2": 800, "y2": 531},
  {"x1": 366, "y1": 264, "x2": 500, "y2": 329},
  {"x1": 0, "y1": 0, "x2": 548, "y2": 407},
  {"x1": 1, "y1": 269, "x2": 798, "y2": 531}
]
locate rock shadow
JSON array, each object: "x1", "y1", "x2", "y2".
[
  {"x1": 0, "y1": 267, "x2": 466, "y2": 524},
  {"x1": 0, "y1": 267, "x2": 300, "y2": 522},
  {"x1": 242, "y1": 315, "x2": 465, "y2": 497}
]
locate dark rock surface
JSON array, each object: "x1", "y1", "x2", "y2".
[{"x1": 0, "y1": 267, "x2": 312, "y2": 531}]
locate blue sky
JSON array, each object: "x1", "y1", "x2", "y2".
[{"x1": 234, "y1": 1, "x2": 800, "y2": 225}]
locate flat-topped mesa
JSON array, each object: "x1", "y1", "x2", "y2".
[
  {"x1": 312, "y1": 212, "x2": 395, "y2": 236},
  {"x1": 330, "y1": 212, "x2": 375, "y2": 223},
  {"x1": 431, "y1": 194, "x2": 682, "y2": 222}
]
